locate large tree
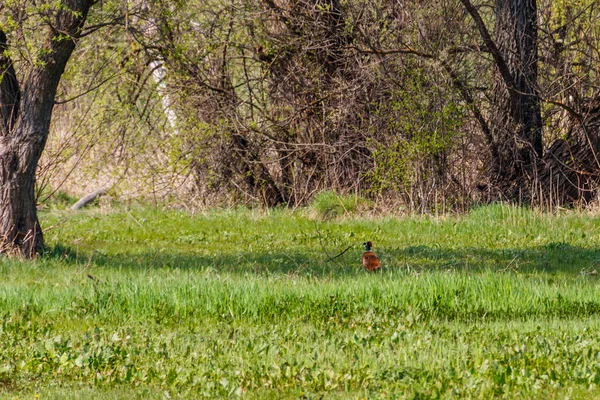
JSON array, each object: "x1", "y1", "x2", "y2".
[
  {"x1": 461, "y1": 0, "x2": 600, "y2": 205},
  {"x1": 0, "y1": 0, "x2": 96, "y2": 257},
  {"x1": 460, "y1": 0, "x2": 542, "y2": 195}
]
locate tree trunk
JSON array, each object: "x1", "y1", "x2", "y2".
[
  {"x1": 460, "y1": 0, "x2": 542, "y2": 197},
  {"x1": 491, "y1": 0, "x2": 542, "y2": 187},
  {"x1": 0, "y1": 134, "x2": 46, "y2": 256},
  {"x1": 0, "y1": 1, "x2": 94, "y2": 257}
]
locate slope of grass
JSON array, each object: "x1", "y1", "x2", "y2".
[{"x1": 2, "y1": 204, "x2": 600, "y2": 398}]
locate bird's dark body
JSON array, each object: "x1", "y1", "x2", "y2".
[{"x1": 362, "y1": 241, "x2": 381, "y2": 272}]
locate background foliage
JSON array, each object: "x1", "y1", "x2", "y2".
[{"x1": 18, "y1": 0, "x2": 600, "y2": 210}]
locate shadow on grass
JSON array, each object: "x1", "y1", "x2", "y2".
[
  {"x1": 43, "y1": 242, "x2": 600, "y2": 276},
  {"x1": 393, "y1": 242, "x2": 600, "y2": 274}
]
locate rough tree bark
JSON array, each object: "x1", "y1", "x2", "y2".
[
  {"x1": 461, "y1": 0, "x2": 542, "y2": 195},
  {"x1": 0, "y1": 0, "x2": 95, "y2": 257},
  {"x1": 492, "y1": 0, "x2": 542, "y2": 182}
]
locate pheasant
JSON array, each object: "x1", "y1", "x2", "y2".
[{"x1": 362, "y1": 241, "x2": 381, "y2": 272}]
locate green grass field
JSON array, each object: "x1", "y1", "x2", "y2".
[{"x1": 3, "y1": 204, "x2": 600, "y2": 398}]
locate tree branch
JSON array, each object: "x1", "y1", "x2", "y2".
[
  {"x1": 55, "y1": 72, "x2": 124, "y2": 105},
  {"x1": 439, "y1": 59, "x2": 499, "y2": 163},
  {"x1": 458, "y1": 0, "x2": 516, "y2": 93},
  {"x1": 80, "y1": 17, "x2": 126, "y2": 37}
]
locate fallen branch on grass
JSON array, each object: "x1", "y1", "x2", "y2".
[
  {"x1": 313, "y1": 221, "x2": 354, "y2": 269},
  {"x1": 71, "y1": 187, "x2": 109, "y2": 210},
  {"x1": 324, "y1": 244, "x2": 354, "y2": 263}
]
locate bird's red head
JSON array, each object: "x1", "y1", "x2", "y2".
[{"x1": 363, "y1": 241, "x2": 373, "y2": 251}]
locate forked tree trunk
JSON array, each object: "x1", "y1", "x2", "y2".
[{"x1": 0, "y1": 1, "x2": 94, "y2": 257}]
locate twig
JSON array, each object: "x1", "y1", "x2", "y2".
[
  {"x1": 497, "y1": 250, "x2": 526, "y2": 273},
  {"x1": 325, "y1": 244, "x2": 354, "y2": 263},
  {"x1": 44, "y1": 218, "x2": 67, "y2": 232},
  {"x1": 313, "y1": 220, "x2": 335, "y2": 260},
  {"x1": 313, "y1": 221, "x2": 350, "y2": 269}
]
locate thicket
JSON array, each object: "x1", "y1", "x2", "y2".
[{"x1": 35, "y1": 0, "x2": 600, "y2": 211}]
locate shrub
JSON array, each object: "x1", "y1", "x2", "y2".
[{"x1": 310, "y1": 191, "x2": 370, "y2": 219}]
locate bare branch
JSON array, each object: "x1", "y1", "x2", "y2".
[{"x1": 458, "y1": 0, "x2": 516, "y2": 93}]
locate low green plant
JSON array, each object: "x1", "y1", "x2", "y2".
[
  {"x1": 310, "y1": 190, "x2": 370, "y2": 219},
  {"x1": 36, "y1": 188, "x2": 80, "y2": 210}
]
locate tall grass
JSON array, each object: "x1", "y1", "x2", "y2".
[
  {"x1": 2, "y1": 204, "x2": 600, "y2": 398},
  {"x1": 310, "y1": 191, "x2": 370, "y2": 219}
]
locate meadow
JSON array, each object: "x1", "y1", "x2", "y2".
[{"x1": 2, "y1": 204, "x2": 600, "y2": 398}]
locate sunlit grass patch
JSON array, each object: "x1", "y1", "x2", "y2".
[{"x1": 2, "y1": 204, "x2": 600, "y2": 398}]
